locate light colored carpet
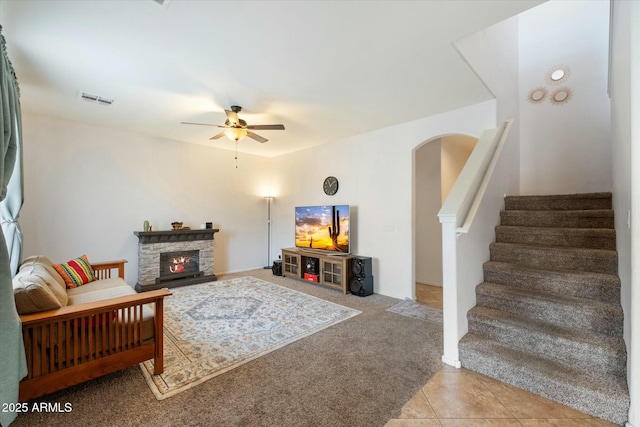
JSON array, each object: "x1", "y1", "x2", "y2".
[
  {"x1": 140, "y1": 276, "x2": 360, "y2": 399},
  {"x1": 387, "y1": 298, "x2": 442, "y2": 324}
]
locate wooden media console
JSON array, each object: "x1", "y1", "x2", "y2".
[{"x1": 281, "y1": 248, "x2": 353, "y2": 294}]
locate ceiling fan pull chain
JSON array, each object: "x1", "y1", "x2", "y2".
[{"x1": 235, "y1": 140, "x2": 238, "y2": 168}]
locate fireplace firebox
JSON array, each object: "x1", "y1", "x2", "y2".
[{"x1": 159, "y1": 250, "x2": 201, "y2": 282}]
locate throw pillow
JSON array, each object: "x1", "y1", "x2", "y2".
[{"x1": 53, "y1": 255, "x2": 96, "y2": 289}]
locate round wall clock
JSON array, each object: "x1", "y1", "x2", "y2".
[{"x1": 323, "y1": 176, "x2": 339, "y2": 195}]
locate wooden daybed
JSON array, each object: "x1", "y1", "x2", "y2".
[{"x1": 13, "y1": 256, "x2": 170, "y2": 401}]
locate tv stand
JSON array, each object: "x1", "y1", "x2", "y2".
[{"x1": 281, "y1": 248, "x2": 354, "y2": 294}]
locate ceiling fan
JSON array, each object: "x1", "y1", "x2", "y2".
[{"x1": 181, "y1": 105, "x2": 285, "y2": 143}]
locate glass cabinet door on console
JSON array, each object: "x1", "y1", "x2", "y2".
[
  {"x1": 322, "y1": 260, "x2": 343, "y2": 286},
  {"x1": 283, "y1": 252, "x2": 299, "y2": 275}
]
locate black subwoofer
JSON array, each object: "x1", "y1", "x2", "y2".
[
  {"x1": 350, "y1": 256, "x2": 373, "y2": 297},
  {"x1": 349, "y1": 276, "x2": 373, "y2": 297},
  {"x1": 272, "y1": 260, "x2": 282, "y2": 276}
]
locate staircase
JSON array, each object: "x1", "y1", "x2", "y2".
[{"x1": 459, "y1": 192, "x2": 630, "y2": 425}]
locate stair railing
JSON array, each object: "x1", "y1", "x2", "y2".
[{"x1": 437, "y1": 119, "x2": 512, "y2": 367}]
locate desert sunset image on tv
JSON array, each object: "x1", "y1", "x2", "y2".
[{"x1": 295, "y1": 205, "x2": 350, "y2": 252}]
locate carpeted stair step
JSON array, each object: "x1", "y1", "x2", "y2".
[
  {"x1": 467, "y1": 306, "x2": 627, "y2": 377},
  {"x1": 504, "y1": 192, "x2": 612, "y2": 211},
  {"x1": 495, "y1": 225, "x2": 616, "y2": 250},
  {"x1": 489, "y1": 242, "x2": 617, "y2": 274},
  {"x1": 500, "y1": 209, "x2": 614, "y2": 229},
  {"x1": 459, "y1": 333, "x2": 630, "y2": 425},
  {"x1": 475, "y1": 282, "x2": 623, "y2": 336},
  {"x1": 482, "y1": 261, "x2": 621, "y2": 304}
]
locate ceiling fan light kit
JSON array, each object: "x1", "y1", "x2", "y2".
[{"x1": 224, "y1": 127, "x2": 247, "y2": 142}]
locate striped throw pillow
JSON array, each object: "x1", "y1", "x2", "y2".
[{"x1": 53, "y1": 255, "x2": 96, "y2": 288}]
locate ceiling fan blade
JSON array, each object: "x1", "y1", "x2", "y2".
[
  {"x1": 209, "y1": 132, "x2": 226, "y2": 140},
  {"x1": 247, "y1": 131, "x2": 268, "y2": 143},
  {"x1": 181, "y1": 121, "x2": 217, "y2": 127},
  {"x1": 225, "y1": 109, "x2": 239, "y2": 126},
  {"x1": 246, "y1": 124, "x2": 285, "y2": 130}
]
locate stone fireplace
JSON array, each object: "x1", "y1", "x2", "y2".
[{"x1": 133, "y1": 228, "x2": 219, "y2": 292}]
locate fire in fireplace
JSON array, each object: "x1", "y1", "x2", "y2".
[{"x1": 159, "y1": 250, "x2": 200, "y2": 279}]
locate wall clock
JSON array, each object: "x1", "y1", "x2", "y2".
[{"x1": 323, "y1": 176, "x2": 339, "y2": 196}]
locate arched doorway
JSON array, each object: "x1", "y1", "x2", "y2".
[{"x1": 413, "y1": 134, "x2": 478, "y2": 305}]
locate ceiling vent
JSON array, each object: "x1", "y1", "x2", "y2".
[
  {"x1": 80, "y1": 92, "x2": 114, "y2": 106},
  {"x1": 152, "y1": 0, "x2": 172, "y2": 8}
]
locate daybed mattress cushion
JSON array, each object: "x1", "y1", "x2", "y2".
[
  {"x1": 14, "y1": 255, "x2": 69, "y2": 309},
  {"x1": 13, "y1": 255, "x2": 72, "y2": 314},
  {"x1": 67, "y1": 278, "x2": 156, "y2": 342},
  {"x1": 66, "y1": 277, "x2": 135, "y2": 303},
  {"x1": 13, "y1": 271, "x2": 62, "y2": 314}
]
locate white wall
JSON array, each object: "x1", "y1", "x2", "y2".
[
  {"x1": 610, "y1": 0, "x2": 632, "y2": 378},
  {"x1": 20, "y1": 114, "x2": 273, "y2": 286},
  {"x1": 610, "y1": 1, "x2": 639, "y2": 425},
  {"x1": 415, "y1": 139, "x2": 442, "y2": 286},
  {"x1": 518, "y1": 0, "x2": 611, "y2": 195},
  {"x1": 455, "y1": 14, "x2": 521, "y2": 194},
  {"x1": 270, "y1": 100, "x2": 496, "y2": 300}
]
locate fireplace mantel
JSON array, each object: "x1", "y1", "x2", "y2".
[{"x1": 134, "y1": 228, "x2": 219, "y2": 244}]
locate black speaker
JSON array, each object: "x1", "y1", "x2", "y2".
[
  {"x1": 272, "y1": 260, "x2": 282, "y2": 276},
  {"x1": 349, "y1": 276, "x2": 373, "y2": 297},
  {"x1": 351, "y1": 256, "x2": 372, "y2": 279},
  {"x1": 305, "y1": 257, "x2": 319, "y2": 275},
  {"x1": 350, "y1": 256, "x2": 373, "y2": 296}
]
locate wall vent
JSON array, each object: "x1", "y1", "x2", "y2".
[{"x1": 80, "y1": 92, "x2": 114, "y2": 106}]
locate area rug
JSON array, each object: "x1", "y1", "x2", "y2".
[
  {"x1": 387, "y1": 298, "x2": 442, "y2": 324},
  {"x1": 140, "y1": 276, "x2": 361, "y2": 400}
]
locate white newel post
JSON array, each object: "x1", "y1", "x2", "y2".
[{"x1": 440, "y1": 219, "x2": 461, "y2": 367}]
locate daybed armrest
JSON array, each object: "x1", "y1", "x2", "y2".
[{"x1": 91, "y1": 259, "x2": 128, "y2": 280}]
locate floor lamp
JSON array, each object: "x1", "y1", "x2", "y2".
[{"x1": 263, "y1": 196, "x2": 274, "y2": 269}]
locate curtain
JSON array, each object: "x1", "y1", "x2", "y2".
[
  {"x1": 0, "y1": 26, "x2": 27, "y2": 427},
  {"x1": 0, "y1": 131, "x2": 22, "y2": 276}
]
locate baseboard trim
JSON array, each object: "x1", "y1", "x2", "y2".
[{"x1": 442, "y1": 355, "x2": 461, "y2": 368}]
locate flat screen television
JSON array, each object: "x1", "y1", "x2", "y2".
[{"x1": 295, "y1": 205, "x2": 350, "y2": 253}]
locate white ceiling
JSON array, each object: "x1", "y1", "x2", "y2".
[{"x1": 0, "y1": 0, "x2": 543, "y2": 157}]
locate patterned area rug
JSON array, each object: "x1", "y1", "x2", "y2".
[
  {"x1": 140, "y1": 276, "x2": 361, "y2": 400},
  {"x1": 387, "y1": 298, "x2": 443, "y2": 324}
]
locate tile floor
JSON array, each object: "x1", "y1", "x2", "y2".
[
  {"x1": 385, "y1": 284, "x2": 620, "y2": 427},
  {"x1": 384, "y1": 366, "x2": 618, "y2": 427}
]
